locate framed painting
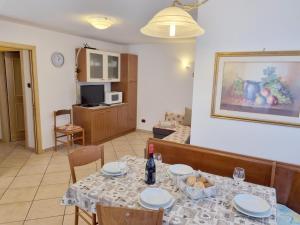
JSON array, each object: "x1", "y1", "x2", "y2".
[{"x1": 211, "y1": 51, "x2": 300, "y2": 127}]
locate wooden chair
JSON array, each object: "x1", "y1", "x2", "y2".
[
  {"x1": 96, "y1": 205, "x2": 164, "y2": 225},
  {"x1": 54, "y1": 109, "x2": 85, "y2": 151},
  {"x1": 68, "y1": 145, "x2": 105, "y2": 225}
]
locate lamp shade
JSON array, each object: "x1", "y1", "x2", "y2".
[
  {"x1": 88, "y1": 16, "x2": 113, "y2": 30},
  {"x1": 141, "y1": 6, "x2": 205, "y2": 38}
]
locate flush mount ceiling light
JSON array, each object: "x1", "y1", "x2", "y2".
[
  {"x1": 141, "y1": 0, "x2": 208, "y2": 39},
  {"x1": 87, "y1": 16, "x2": 114, "y2": 30}
]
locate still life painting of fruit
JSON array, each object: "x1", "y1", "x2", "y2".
[{"x1": 219, "y1": 61, "x2": 300, "y2": 118}]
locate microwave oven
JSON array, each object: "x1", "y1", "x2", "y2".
[{"x1": 105, "y1": 92, "x2": 123, "y2": 104}]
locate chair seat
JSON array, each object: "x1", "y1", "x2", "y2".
[
  {"x1": 277, "y1": 204, "x2": 300, "y2": 225},
  {"x1": 56, "y1": 124, "x2": 83, "y2": 134}
]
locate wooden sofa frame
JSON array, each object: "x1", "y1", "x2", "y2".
[{"x1": 146, "y1": 138, "x2": 300, "y2": 213}]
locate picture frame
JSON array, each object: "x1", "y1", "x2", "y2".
[{"x1": 211, "y1": 51, "x2": 300, "y2": 127}]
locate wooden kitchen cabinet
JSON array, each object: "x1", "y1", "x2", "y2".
[
  {"x1": 90, "y1": 108, "x2": 117, "y2": 142},
  {"x1": 112, "y1": 54, "x2": 137, "y2": 130},
  {"x1": 127, "y1": 81, "x2": 137, "y2": 129},
  {"x1": 73, "y1": 53, "x2": 138, "y2": 145},
  {"x1": 105, "y1": 108, "x2": 118, "y2": 137},
  {"x1": 73, "y1": 104, "x2": 133, "y2": 145},
  {"x1": 117, "y1": 104, "x2": 128, "y2": 133},
  {"x1": 76, "y1": 48, "x2": 120, "y2": 83},
  {"x1": 91, "y1": 110, "x2": 106, "y2": 141}
]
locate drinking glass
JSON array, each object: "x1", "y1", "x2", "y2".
[
  {"x1": 233, "y1": 167, "x2": 245, "y2": 185},
  {"x1": 154, "y1": 153, "x2": 162, "y2": 164},
  {"x1": 154, "y1": 153, "x2": 163, "y2": 182}
]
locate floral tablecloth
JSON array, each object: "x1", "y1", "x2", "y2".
[{"x1": 62, "y1": 156, "x2": 277, "y2": 225}]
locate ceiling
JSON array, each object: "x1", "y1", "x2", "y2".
[{"x1": 0, "y1": 0, "x2": 198, "y2": 45}]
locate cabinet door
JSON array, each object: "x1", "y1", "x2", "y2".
[
  {"x1": 91, "y1": 110, "x2": 107, "y2": 143},
  {"x1": 127, "y1": 82, "x2": 137, "y2": 129},
  {"x1": 128, "y1": 54, "x2": 138, "y2": 82},
  {"x1": 86, "y1": 49, "x2": 104, "y2": 81},
  {"x1": 104, "y1": 108, "x2": 118, "y2": 137},
  {"x1": 117, "y1": 105, "x2": 128, "y2": 133},
  {"x1": 107, "y1": 53, "x2": 120, "y2": 82}
]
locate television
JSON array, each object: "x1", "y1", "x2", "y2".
[{"x1": 80, "y1": 85, "x2": 105, "y2": 106}]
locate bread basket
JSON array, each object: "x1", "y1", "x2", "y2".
[{"x1": 178, "y1": 172, "x2": 217, "y2": 200}]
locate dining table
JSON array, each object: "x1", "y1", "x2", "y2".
[{"x1": 62, "y1": 155, "x2": 277, "y2": 225}]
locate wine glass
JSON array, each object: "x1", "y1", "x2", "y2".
[
  {"x1": 233, "y1": 167, "x2": 245, "y2": 185},
  {"x1": 154, "y1": 153, "x2": 162, "y2": 164},
  {"x1": 154, "y1": 153, "x2": 163, "y2": 182}
]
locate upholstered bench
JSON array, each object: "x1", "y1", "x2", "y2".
[
  {"x1": 152, "y1": 110, "x2": 191, "y2": 144},
  {"x1": 146, "y1": 138, "x2": 300, "y2": 224}
]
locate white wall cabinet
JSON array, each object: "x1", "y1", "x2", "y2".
[{"x1": 77, "y1": 48, "x2": 120, "y2": 82}]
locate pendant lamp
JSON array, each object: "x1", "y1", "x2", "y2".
[{"x1": 141, "y1": 3, "x2": 205, "y2": 39}]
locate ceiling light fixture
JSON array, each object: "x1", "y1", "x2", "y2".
[
  {"x1": 87, "y1": 16, "x2": 114, "y2": 30},
  {"x1": 141, "y1": 0, "x2": 208, "y2": 39}
]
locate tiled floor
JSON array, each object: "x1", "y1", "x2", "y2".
[{"x1": 0, "y1": 130, "x2": 152, "y2": 225}]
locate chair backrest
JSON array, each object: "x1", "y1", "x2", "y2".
[
  {"x1": 54, "y1": 109, "x2": 72, "y2": 128},
  {"x1": 96, "y1": 205, "x2": 164, "y2": 225},
  {"x1": 68, "y1": 145, "x2": 104, "y2": 183}
]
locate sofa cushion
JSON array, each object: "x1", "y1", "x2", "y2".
[
  {"x1": 165, "y1": 112, "x2": 184, "y2": 125},
  {"x1": 183, "y1": 107, "x2": 192, "y2": 126},
  {"x1": 163, "y1": 125, "x2": 191, "y2": 144},
  {"x1": 159, "y1": 121, "x2": 176, "y2": 129},
  {"x1": 277, "y1": 204, "x2": 300, "y2": 225}
]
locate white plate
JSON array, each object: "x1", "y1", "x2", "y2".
[
  {"x1": 101, "y1": 169, "x2": 126, "y2": 177},
  {"x1": 233, "y1": 201, "x2": 272, "y2": 218},
  {"x1": 234, "y1": 194, "x2": 271, "y2": 214},
  {"x1": 102, "y1": 162, "x2": 126, "y2": 174},
  {"x1": 140, "y1": 188, "x2": 172, "y2": 207},
  {"x1": 139, "y1": 197, "x2": 175, "y2": 210},
  {"x1": 169, "y1": 164, "x2": 194, "y2": 176}
]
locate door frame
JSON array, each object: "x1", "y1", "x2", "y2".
[{"x1": 0, "y1": 41, "x2": 42, "y2": 154}]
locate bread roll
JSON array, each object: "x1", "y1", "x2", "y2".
[
  {"x1": 186, "y1": 176, "x2": 196, "y2": 186},
  {"x1": 194, "y1": 181, "x2": 205, "y2": 189},
  {"x1": 199, "y1": 176, "x2": 207, "y2": 183},
  {"x1": 204, "y1": 182, "x2": 212, "y2": 188}
]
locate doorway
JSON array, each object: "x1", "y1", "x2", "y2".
[{"x1": 0, "y1": 42, "x2": 42, "y2": 154}]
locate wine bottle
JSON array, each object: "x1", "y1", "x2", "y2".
[{"x1": 145, "y1": 144, "x2": 156, "y2": 185}]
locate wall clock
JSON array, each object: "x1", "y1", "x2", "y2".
[{"x1": 51, "y1": 52, "x2": 64, "y2": 67}]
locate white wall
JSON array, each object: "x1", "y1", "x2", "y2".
[
  {"x1": 191, "y1": 0, "x2": 300, "y2": 164},
  {"x1": 129, "y1": 42, "x2": 195, "y2": 131},
  {"x1": 0, "y1": 19, "x2": 127, "y2": 149}
]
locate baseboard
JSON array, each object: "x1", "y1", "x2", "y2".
[
  {"x1": 136, "y1": 128, "x2": 153, "y2": 134},
  {"x1": 41, "y1": 128, "x2": 152, "y2": 152},
  {"x1": 92, "y1": 129, "x2": 136, "y2": 145},
  {"x1": 43, "y1": 146, "x2": 55, "y2": 152}
]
